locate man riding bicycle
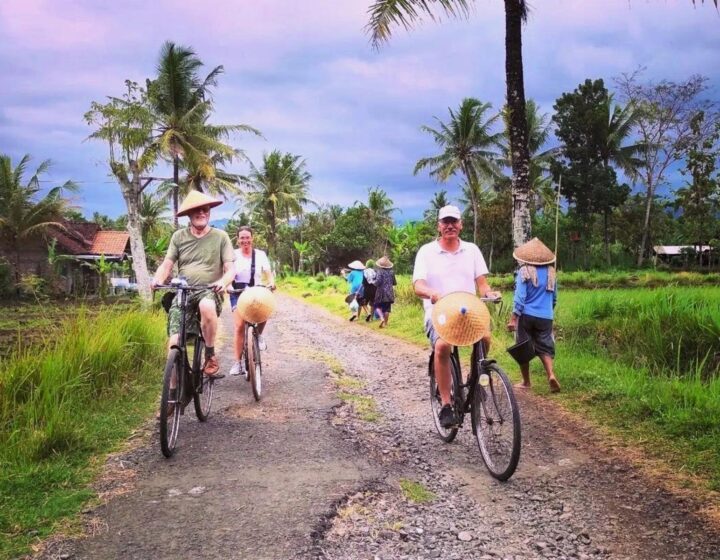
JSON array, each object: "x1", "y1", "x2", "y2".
[
  {"x1": 151, "y1": 191, "x2": 236, "y2": 377},
  {"x1": 412, "y1": 205, "x2": 501, "y2": 428},
  {"x1": 227, "y1": 226, "x2": 275, "y2": 377}
]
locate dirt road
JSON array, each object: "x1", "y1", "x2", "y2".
[{"x1": 39, "y1": 295, "x2": 720, "y2": 560}]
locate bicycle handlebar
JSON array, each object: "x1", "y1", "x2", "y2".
[
  {"x1": 154, "y1": 280, "x2": 213, "y2": 291},
  {"x1": 226, "y1": 284, "x2": 275, "y2": 294},
  {"x1": 480, "y1": 296, "x2": 502, "y2": 304}
]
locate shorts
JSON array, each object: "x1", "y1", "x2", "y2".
[
  {"x1": 424, "y1": 319, "x2": 440, "y2": 349},
  {"x1": 517, "y1": 314, "x2": 555, "y2": 358},
  {"x1": 167, "y1": 288, "x2": 223, "y2": 336},
  {"x1": 375, "y1": 302, "x2": 392, "y2": 314}
]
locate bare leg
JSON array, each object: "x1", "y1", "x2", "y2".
[
  {"x1": 434, "y1": 340, "x2": 453, "y2": 406},
  {"x1": 233, "y1": 310, "x2": 246, "y2": 362},
  {"x1": 380, "y1": 312, "x2": 390, "y2": 328},
  {"x1": 198, "y1": 299, "x2": 218, "y2": 348},
  {"x1": 516, "y1": 362, "x2": 531, "y2": 388},
  {"x1": 539, "y1": 354, "x2": 560, "y2": 392}
]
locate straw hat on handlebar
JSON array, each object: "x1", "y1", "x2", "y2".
[
  {"x1": 236, "y1": 286, "x2": 276, "y2": 323},
  {"x1": 431, "y1": 292, "x2": 491, "y2": 347},
  {"x1": 176, "y1": 191, "x2": 223, "y2": 217}
]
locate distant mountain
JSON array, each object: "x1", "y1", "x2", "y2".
[{"x1": 210, "y1": 219, "x2": 229, "y2": 229}]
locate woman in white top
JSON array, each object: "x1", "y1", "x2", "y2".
[{"x1": 227, "y1": 226, "x2": 275, "y2": 377}]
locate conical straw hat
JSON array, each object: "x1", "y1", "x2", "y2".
[
  {"x1": 236, "y1": 286, "x2": 276, "y2": 323},
  {"x1": 176, "y1": 190, "x2": 223, "y2": 217},
  {"x1": 431, "y1": 292, "x2": 491, "y2": 347},
  {"x1": 376, "y1": 256, "x2": 393, "y2": 269},
  {"x1": 347, "y1": 260, "x2": 365, "y2": 270},
  {"x1": 512, "y1": 237, "x2": 555, "y2": 265}
]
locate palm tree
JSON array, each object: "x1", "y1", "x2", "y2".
[
  {"x1": 367, "y1": 0, "x2": 532, "y2": 247},
  {"x1": 414, "y1": 97, "x2": 503, "y2": 244},
  {"x1": 0, "y1": 154, "x2": 77, "y2": 287},
  {"x1": 365, "y1": 186, "x2": 397, "y2": 228},
  {"x1": 243, "y1": 151, "x2": 312, "y2": 259},
  {"x1": 138, "y1": 192, "x2": 171, "y2": 240},
  {"x1": 499, "y1": 99, "x2": 558, "y2": 213},
  {"x1": 148, "y1": 41, "x2": 259, "y2": 225},
  {"x1": 423, "y1": 189, "x2": 450, "y2": 223}
]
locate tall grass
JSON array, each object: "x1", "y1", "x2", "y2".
[
  {"x1": 0, "y1": 306, "x2": 165, "y2": 557},
  {"x1": 559, "y1": 288, "x2": 720, "y2": 379}
]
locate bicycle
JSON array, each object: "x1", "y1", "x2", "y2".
[
  {"x1": 227, "y1": 284, "x2": 273, "y2": 401},
  {"x1": 428, "y1": 297, "x2": 521, "y2": 481},
  {"x1": 155, "y1": 278, "x2": 216, "y2": 457}
]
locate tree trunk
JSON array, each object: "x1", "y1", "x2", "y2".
[
  {"x1": 604, "y1": 209, "x2": 610, "y2": 267},
  {"x1": 637, "y1": 175, "x2": 654, "y2": 267},
  {"x1": 173, "y1": 155, "x2": 180, "y2": 229},
  {"x1": 505, "y1": 0, "x2": 532, "y2": 248},
  {"x1": 116, "y1": 163, "x2": 152, "y2": 302}
]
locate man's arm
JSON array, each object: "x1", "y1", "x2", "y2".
[
  {"x1": 475, "y1": 275, "x2": 501, "y2": 299},
  {"x1": 151, "y1": 258, "x2": 175, "y2": 288},
  {"x1": 212, "y1": 261, "x2": 236, "y2": 292},
  {"x1": 414, "y1": 279, "x2": 442, "y2": 304}
]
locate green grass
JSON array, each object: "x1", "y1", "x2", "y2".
[
  {"x1": 0, "y1": 305, "x2": 166, "y2": 558},
  {"x1": 280, "y1": 275, "x2": 720, "y2": 491},
  {"x1": 399, "y1": 479, "x2": 436, "y2": 504}
]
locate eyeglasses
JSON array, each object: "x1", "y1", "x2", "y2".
[{"x1": 440, "y1": 218, "x2": 459, "y2": 225}]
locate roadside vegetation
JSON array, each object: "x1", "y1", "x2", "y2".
[
  {"x1": 0, "y1": 304, "x2": 165, "y2": 558},
  {"x1": 281, "y1": 274, "x2": 720, "y2": 491}
]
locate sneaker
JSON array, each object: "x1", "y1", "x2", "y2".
[
  {"x1": 257, "y1": 335, "x2": 267, "y2": 351},
  {"x1": 203, "y1": 355, "x2": 225, "y2": 378},
  {"x1": 438, "y1": 404, "x2": 458, "y2": 429},
  {"x1": 229, "y1": 361, "x2": 242, "y2": 376}
]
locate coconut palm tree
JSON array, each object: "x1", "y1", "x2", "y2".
[
  {"x1": 367, "y1": 0, "x2": 532, "y2": 247},
  {"x1": 243, "y1": 151, "x2": 312, "y2": 259},
  {"x1": 414, "y1": 97, "x2": 503, "y2": 244},
  {"x1": 148, "y1": 41, "x2": 259, "y2": 225},
  {"x1": 423, "y1": 189, "x2": 450, "y2": 223},
  {"x1": 498, "y1": 99, "x2": 558, "y2": 214},
  {"x1": 0, "y1": 154, "x2": 77, "y2": 287},
  {"x1": 365, "y1": 186, "x2": 397, "y2": 228}
]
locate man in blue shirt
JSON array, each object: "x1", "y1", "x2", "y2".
[{"x1": 507, "y1": 238, "x2": 561, "y2": 393}]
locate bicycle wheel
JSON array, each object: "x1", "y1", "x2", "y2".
[
  {"x1": 160, "y1": 349, "x2": 183, "y2": 458},
  {"x1": 428, "y1": 353, "x2": 461, "y2": 443},
  {"x1": 247, "y1": 326, "x2": 262, "y2": 401},
  {"x1": 191, "y1": 336, "x2": 213, "y2": 421},
  {"x1": 471, "y1": 363, "x2": 521, "y2": 481}
]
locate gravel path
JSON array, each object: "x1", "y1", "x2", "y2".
[{"x1": 37, "y1": 294, "x2": 720, "y2": 560}]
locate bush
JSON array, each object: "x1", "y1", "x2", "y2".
[{"x1": 0, "y1": 258, "x2": 12, "y2": 297}]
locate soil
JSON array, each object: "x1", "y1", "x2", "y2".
[{"x1": 35, "y1": 294, "x2": 720, "y2": 560}]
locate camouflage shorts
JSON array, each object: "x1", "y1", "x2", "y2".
[{"x1": 167, "y1": 289, "x2": 223, "y2": 337}]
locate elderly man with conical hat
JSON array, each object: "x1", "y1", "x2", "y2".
[
  {"x1": 507, "y1": 237, "x2": 561, "y2": 393},
  {"x1": 152, "y1": 191, "x2": 236, "y2": 378},
  {"x1": 412, "y1": 205, "x2": 502, "y2": 429}
]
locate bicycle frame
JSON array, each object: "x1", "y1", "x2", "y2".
[{"x1": 159, "y1": 283, "x2": 209, "y2": 408}]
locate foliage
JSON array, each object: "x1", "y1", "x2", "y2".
[
  {"x1": 614, "y1": 70, "x2": 719, "y2": 265},
  {"x1": 0, "y1": 305, "x2": 165, "y2": 557},
  {"x1": 0, "y1": 153, "x2": 77, "y2": 287},
  {"x1": 673, "y1": 111, "x2": 720, "y2": 263},
  {"x1": 414, "y1": 97, "x2": 503, "y2": 244},
  {"x1": 387, "y1": 221, "x2": 434, "y2": 274},
  {"x1": 243, "y1": 150, "x2": 312, "y2": 258}
]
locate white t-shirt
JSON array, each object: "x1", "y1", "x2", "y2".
[
  {"x1": 233, "y1": 248, "x2": 272, "y2": 286},
  {"x1": 412, "y1": 239, "x2": 489, "y2": 322}
]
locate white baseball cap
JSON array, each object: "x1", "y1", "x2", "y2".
[{"x1": 438, "y1": 205, "x2": 462, "y2": 221}]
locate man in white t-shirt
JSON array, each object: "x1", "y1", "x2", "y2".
[
  {"x1": 412, "y1": 205, "x2": 501, "y2": 428},
  {"x1": 227, "y1": 226, "x2": 275, "y2": 377}
]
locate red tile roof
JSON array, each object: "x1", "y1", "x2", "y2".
[
  {"x1": 49, "y1": 222, "x2": 129, "y2": 257},
  {"x1": 90, "y1": 231, "x2": 130, "y2": 256},
  {"x1": 51, "y1": 221, "x2": 99, "y2": 254}
]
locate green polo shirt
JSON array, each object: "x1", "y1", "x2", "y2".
[{"x1": 166, "y1": 227, "x2": 235, "y2": 285}]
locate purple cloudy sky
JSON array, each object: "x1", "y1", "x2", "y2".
[{"x1": 1, "y1": 0, "x2": 718, "y2": 221}]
